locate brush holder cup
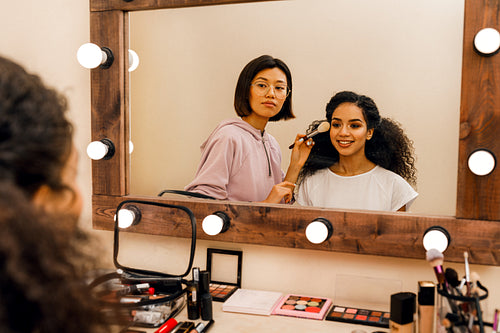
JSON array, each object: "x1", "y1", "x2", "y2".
[{"x1": 436, "y1": 281, "x2": 490, "y2": 333}]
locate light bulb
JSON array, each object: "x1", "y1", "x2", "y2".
[
  {"x1": 87, "y1": 141, "x2": 109, "y2": 160},
  {"x1": 128, "y1": 49, "x2": 140, "y2": 72},
  {"x1": 468, "y1": 149, "x2": 496, "y2": 176},
  {"x1": 86, "y1": 139, "x2": 115, "y2": 160},
  {"x1": 202, "y1": 215, "x2": 224, "y2": 236},
  {"x1": 306, "y1": 221, "x2": 328, "y2": 244},
  {"x1": 129, "y1": 140, "x2": 134, "y2": 154},
  {"x1": 202, "y1": 211, "x2": 230, "y2": 236},
  {"x1": 117, "y1": 209, "x2": 135, "y2": 229},
  {"x1": 423, "y1": 226, "x2": 450, "y2": 253},
  {"x1": 474, "y1": 28, "x2": 500, "y2": 56},
  {"x1": 77, "y1": 43, "x2": 107, "y2": 69},
  {"x1": 305, "y1": 218, "x2": 333, "y2": 244}
]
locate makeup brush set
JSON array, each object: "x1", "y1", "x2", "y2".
[{"x1": 426, "y1": 249, "x2": 493, "y2": 332}]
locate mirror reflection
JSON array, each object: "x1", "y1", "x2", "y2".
[{"x1": 130, "y1": 0, "x2": 464, "y2": 216}]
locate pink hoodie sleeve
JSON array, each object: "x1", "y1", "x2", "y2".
[{"x1": 184, "y1": 132, "x2": 235, "y2": 200}]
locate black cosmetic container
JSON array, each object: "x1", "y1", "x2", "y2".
[
  {"x1": 187, "y1": 281, "x2": 200, "y2": 320},
  {"x1": 199, "y1": 270, "x2": 213, "y2": 321},
  {"x1": 390, "y1": 292, "x2": 416, "y2": 333}
]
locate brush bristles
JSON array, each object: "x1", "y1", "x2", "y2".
[
  {"x1": 426, "y1": 248, "x2": 444, "y2": 266},
  {"x1": 470, "y1": 271, "x2": 480, "y2": 282},
  {"x1": 317, "y1": 121, "x2": 330, "y2": 133}
]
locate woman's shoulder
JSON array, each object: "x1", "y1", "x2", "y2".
[
  {"x1": 212, "y1": 118, "x2": 260, "y2": 139},
  {"x1": 205, "y1": 119, "x2": 249, "y2": 142},
  {"x1": 372, "y1": 165, "x2": 414, "y2": 189},
  {"x1": 372, "y1": 165, "x2": 404, "y2": 179},
  {"x1": 302, "y1": 167, "x2": 332, "y2": 183}
]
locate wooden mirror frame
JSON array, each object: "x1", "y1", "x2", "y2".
[{"x1": 89, "y1": 0, "x2": 500, "y2": 266}]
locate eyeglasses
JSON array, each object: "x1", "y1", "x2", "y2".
[{"x1": 251, "y1": 81, "x2": 290, "y2": 99}]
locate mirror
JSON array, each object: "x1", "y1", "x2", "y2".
[
  {"x1": 89, "y1": 0, "x2": 500, "y2": 266},
  {"x1": 129, "y1": 0, "x2": 463, "y2": 216}
]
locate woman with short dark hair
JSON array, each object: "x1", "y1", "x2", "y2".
[{"x1": 186, "y1": 55, "x2": 313, "y2": 203}]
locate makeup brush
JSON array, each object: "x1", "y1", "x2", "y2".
[
  {"x1": 444, "y1": 268, "x2": 460, "y2": 289},
  {"x1": 289, "y1": 121, "x2": 330, "y2": 149},
  {"x1": 426, "y1": 248, "x2": 446, "y2": 287},
  {"x1": 464, "y1": 251, "x2": 471, "y2": 296},
  {"x1": 470, "y1": 271, "x2": 480, "y2": 295}
]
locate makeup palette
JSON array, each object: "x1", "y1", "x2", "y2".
[
  {"x1": 209, "y1": 283, "x2": 238, "y2": 302},
  {"x1": 206, "y1": 248, "x2": 242, "y2": 302},
  {"x1": 272, "y1": 294, "x2": 332, "y2": 320},
  {"x1": 325, "y1": 305, "x2": 390, "y2": 328}
]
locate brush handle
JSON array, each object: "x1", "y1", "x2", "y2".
[{"x1": 288, "y1": 131, "x2": 319, "y2": 149}]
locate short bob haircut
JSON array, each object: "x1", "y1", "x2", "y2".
[{"x1": 234, "y1": 55, "x2": 295, "y2": 121}]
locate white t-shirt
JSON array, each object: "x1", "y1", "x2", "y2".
[{"x1": 296, "y1": 165, "x2": 418, "y2": 211}]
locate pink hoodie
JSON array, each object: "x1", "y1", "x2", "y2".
[{"x1": 185, "y1": 118, "x2": 284, "y2": 202}]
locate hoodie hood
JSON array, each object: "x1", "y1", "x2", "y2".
[{"x1": 201, "y1": 118, "x2": 266, "y2": 149}]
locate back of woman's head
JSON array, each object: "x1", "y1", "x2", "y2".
[
  {"x1": 234, "y1": 54, "x2": 295, "y2": 121},
  {"x1": 0, "y1": 56, "x2": 73, "y2": 198},
  {"x1": 0, "y1": 182, "x2": 109, "y2": 333}
]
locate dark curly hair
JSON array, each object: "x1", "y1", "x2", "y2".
[
  {"x1": 0, "y1": 55, "x2": 73, "y2": 198},
  {"x1": 0, "y1": 182, "x2": 110, "y2": 333},
  {"x1": 299, "y1": 91, "x2": 417, "y2": 186},
  {"x1": 0, "y1": 55, "x2": 117, "y2": 332}
]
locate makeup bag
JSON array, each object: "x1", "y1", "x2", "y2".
[{"x1": 88, "y1": 200, "x2": 197, "y2": 328}]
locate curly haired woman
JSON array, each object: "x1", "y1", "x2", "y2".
[
  {"x1": 0, "y1": 55, "x2": 112, "y2": 332},
  {"x1": 296, "y1": 91, "x2": 417, "y2": 212}
]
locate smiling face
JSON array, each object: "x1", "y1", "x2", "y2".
[
  {"x1": 245, "y1": 67, "x2": 288, "y2": 130},
  {"x1": 329, "y1": 102, "x2": 374, "y2": 159}
]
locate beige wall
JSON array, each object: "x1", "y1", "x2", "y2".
[{"x1": 1, "y1": 0, "x2": 499, "y2": 324}]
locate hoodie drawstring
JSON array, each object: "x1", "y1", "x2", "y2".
[{"x1": 261, "y1": 134, "x2": 272, "y2": 177}]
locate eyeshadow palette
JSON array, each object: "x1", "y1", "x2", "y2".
[
  {"x1": 325, "y1": 305, "x2": 390, "y2": 328},
  {"x1": 272, "y1": 294, "x2": 332, "y2": 320},
  {"x1": 206, "y1": 248, "x2": 242, "y2": 302},
  {"x1": 209, "y1": 283, "x2": 238, "y2": 302}
]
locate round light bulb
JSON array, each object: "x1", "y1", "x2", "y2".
[
  {"x1": 129, "y1": 140, "x2": 134, "y2": 154},
  {"x1": 474, "y1": 28, "x2": 500, "y2": 55},
  {"x1": 77, "y1": 43, "x2": 106, "y2": 69},
  {"x1": 116, "y1": 208, "x2": 136, "y2": 229},
  {"x1": 202, "y1": 214, "x2": 224, "y2": 236},
  {"x1": 128, "y1": 49, "x2": 140, "y2": 72},
  {"x1": 468, "y1": 150, "x2": 496, "y2": 176},
  {"x1": 86, "y1": 141, "x2": 109, "y2": 160},
  {"x1": 306, "y1": 221, "x2": 329, "y2": 244},
  {"x1": 423, "y1": 228, "x2": 449, "y2": 253}
]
